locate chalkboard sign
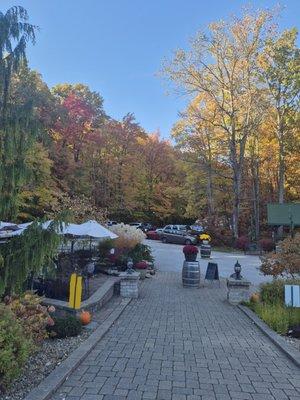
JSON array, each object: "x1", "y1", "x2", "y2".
[{"x1": 205, "y1": 262, "x2": 219, "y2": 281}]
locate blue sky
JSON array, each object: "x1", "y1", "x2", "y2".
[{"x1": 1, "y1": 1, "x2": 299, "y2": 137}]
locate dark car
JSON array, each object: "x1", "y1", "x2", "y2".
[{"x1": 160, "y1": 225, "x2": 197, "y2": 245}]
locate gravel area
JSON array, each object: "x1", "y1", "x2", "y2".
[
  {"x1": 284, "y1": 335, "x2": 300, "y2": 352},
  {"x1": 0, "y1": 329, "x2": 92, "y2": 400},
  {"x1": 0, "y1": 294, "x2": 124, "y2": 400}
]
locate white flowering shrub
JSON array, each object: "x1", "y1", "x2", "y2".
[{"x1": 110, "y1": 223, "x2": 146, "y2": 249}]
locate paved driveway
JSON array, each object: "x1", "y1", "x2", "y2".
[
  {"x1": 52, "y1": 272, "x2": 300, "y2": 400},
  {"x1": 145, "y1": 240, "x2": 271, "y2": 287}
]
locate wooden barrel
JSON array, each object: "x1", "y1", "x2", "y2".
[
  {"x1": 201, "y1": 244, "x2": 211, "y2": 258},
  {"x1": 182, "y1": 261, "x2": 200, "y2": 288}
]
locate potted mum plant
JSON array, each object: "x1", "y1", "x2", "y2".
[
  {"x1": 135, "y1": 261, "x2": 148, "y2": 280},
  {"x1": 199, "y1": 233, "x2": 211, "y2": 244},
  {"x1": 183, "y1": 245, "x2": 199, "y2": 262}
]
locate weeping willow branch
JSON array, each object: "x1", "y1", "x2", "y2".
[{"x1": 0, "y1": 219, "x2": 63, "y2": 297}]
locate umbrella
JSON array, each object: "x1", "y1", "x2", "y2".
[
  {"x1": 74, "y1": 220, "x2": 118, "y2": 239},
  {"x1": 0, "y1": 220, "x2": 118, "y2": 240}
]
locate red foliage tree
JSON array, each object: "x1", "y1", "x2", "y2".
[{"x1": 54, "y1": 93, "x2": 96, "y2": 162}]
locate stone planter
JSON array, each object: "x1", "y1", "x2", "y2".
[
  {"x1": 227, "y1": 277, "x2": 250, "y2": 305},
  {"x1": 136, "y1": 269, "x2": 147, "y2": 280},
  {"x1": 119, "y1": 271, "x2": 140, "y2": 298}
]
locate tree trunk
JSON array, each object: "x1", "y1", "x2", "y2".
[
  {"x1": 278, "y1": 139, "x2": 285, "y2": 204},
  {"x1": 277, "y1": 128, "x2": 285, "y2": 239},
  {"x1": 252, "y1": 163, "x2": 260, "y2": 242},
  {"x1": 232, "y1": 170, "x2": 241, "y2": 240},
  {"x1": 230, "y1": 129, "x2": 246, "y2": 240},
  {"x1": 250, "y1": 137, "x2": 260, "y2": 242},
  {"x1": 206, "y1": 165, "x2": 214, "y2": 216},
  {"x1": 206, "y1": 140, "x2": 214, "y2": 216}
]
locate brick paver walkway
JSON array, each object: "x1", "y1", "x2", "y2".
[{"x1": 52, "y1": 272, "x2": 300, "y2": 400}]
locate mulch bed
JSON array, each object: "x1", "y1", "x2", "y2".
[{"x1": 0, "y1": 326, "x2": 94, "y2": 400}]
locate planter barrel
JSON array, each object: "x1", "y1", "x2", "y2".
[
  {"x1": 184, "y1": 253, "x2": 197, "y2": 262},
  {"x1": 200, "y1": 244, "x2": 211, "y2": 258},
  {"x1": 182, "y1": 261, "x2": 200, "y2": 288}
]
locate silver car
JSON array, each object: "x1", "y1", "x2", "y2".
[{"x1": 160, "y1": 225, "x2": 197, "y2": 245}]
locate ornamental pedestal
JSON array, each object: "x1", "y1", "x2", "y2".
[
  {"x1": 119, "y1": 271, "x2": 140, "y2": 298},
  {"x1": 227, "y1": 278, "x2": 250, "y2": 305}
]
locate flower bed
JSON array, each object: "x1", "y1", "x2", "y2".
[
  {"x1": 247, "y1": 280, "x2": 300, "y2": 336},
  {"x1": 249, "y1": 235, "x2": 300, "y2": 342}
]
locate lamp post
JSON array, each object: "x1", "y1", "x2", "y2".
[
  {"x1": 126, "y1": 257, "x2": 134, "y2": 274},
  {"x1": 227, "y1": 260, "x2": 250, "y2": 304},
  {"x1": 230, "y1": 260, "x2": 242, "y2": 280},
  {"x1": 234, "y1": 260, "x2": 242, "y2": 280}
]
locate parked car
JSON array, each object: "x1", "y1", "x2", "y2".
[
  {"x1": 129, "y1": 222, "x2": 153, "y2": 232},
  {"x1": 146, "y1": 230, "x2": 160, "y2": 240},
  {"x1": 129, "y1": 222, "x2": 143, "y2": 229},
  {"x1": 107, "y1": 220, "x2": 118, "y2": 226},
  {"x1": 159, "y1": 225, "x2": 197, "y2": 245},
  {"x1": 141, "y1": 223, "x2": 154, "y2": 232}
]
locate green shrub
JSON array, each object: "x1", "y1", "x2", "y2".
[
  {"x1": 7, "y1": 292, "x2": 54, "y2": 344},
  {"x1": 127, "y1": 243, "x2": 154, "y2": 264},
  {"x1": 0, "y1": 305, "x2": 32, "y2": 391},
  {"x1": 260, "y1": 281, "x2": 285, "y2": 305},
  {"x1": 49, "y1": 315, "x2": 82, "y2": 338},
  {"x1": 260, "y1": 279, "x2": 300, "y2": 305},
  {"x1": 98, "y1": 239, "x2": 114, "y2": 259},
  {"x1": 254, "y1": 303, "x2": 300, "y2": 335}
]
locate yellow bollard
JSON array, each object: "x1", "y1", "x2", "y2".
[{"x1": 69, "y1": 273, "x2": 82, "y2": 309}]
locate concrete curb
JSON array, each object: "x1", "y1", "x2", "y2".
[
  {"x1": 43, "y1": 277, "x2": 120, "y2": 316},
  {"x1": 24, "y1": 298, "x2": 131, "y2": 400},
  {"x1": 238, "y1": 305, "x2": 300, "y2": 368}
]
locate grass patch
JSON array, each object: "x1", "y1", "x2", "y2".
[
  {"x1": 253, "y1": 302, "x2": 300, "y2": 335},
  {"x1": 248, "y1": 279, "x2": 300, "y2": 335}
]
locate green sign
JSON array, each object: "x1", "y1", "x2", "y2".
[{"x1": 267, "y1": 203, "x2": 300, "y2": 226}]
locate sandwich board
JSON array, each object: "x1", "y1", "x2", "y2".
[{"x1": 204, "y1": 262, "x2": 220, "y2": 286}]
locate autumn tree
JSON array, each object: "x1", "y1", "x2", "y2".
[
  {"x1": 172, "y1": 94, "x2": 229, "y2": 219},
  {"x1": 53, "y1": 93, "x2": 95, "y2": 162},
  {"x1": 133, "y1": 133, "x2": 186, "y2": 222},
  {"x1": 259, "y1": 29, "x2": 300, "y2": 206},
  {"x1": 52, "y1": 83, "x2": 106, "y2": 126},
  {"x1": 163, "y1": 9, "x2": 274, "y2": 238}
]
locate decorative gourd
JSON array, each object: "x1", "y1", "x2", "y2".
[
  {"x1": 250, "y1": 293, "x2": 260, "y2": 303},
  {"x1": 80, "y1": 310, "x2": 91, "y2": 325}
]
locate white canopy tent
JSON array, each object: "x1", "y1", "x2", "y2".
[
  {"x1": 70, "y1": 220, "x2": 118, "y2": 239},
  {"x1": 0, "y1": 220, "x2": 117, "y2": 241}
]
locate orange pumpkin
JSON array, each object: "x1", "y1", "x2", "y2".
[
  {"x1": 250, "y1": 293, "x2": 260, "y2": 303},
  {"x1": 80, "y1": 310, "x2": 91, "y2": 325}
]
